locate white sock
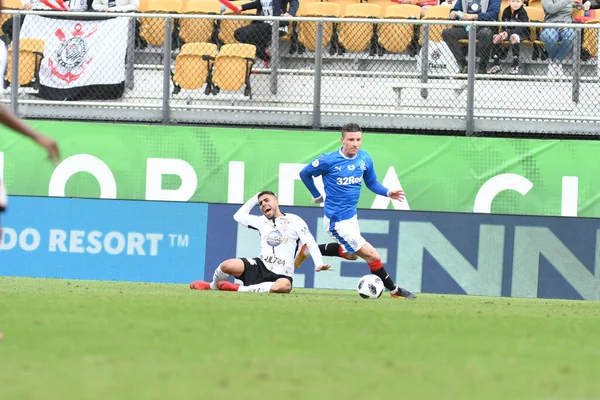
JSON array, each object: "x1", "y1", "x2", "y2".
[
  {"x1": 210, "y1": 265, "x2": 230, "y2": 290},
  {"x1": 238, "y1": 282, "x2": 275, "y2": 293}
]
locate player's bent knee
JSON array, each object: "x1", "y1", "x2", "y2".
[
  {"x1": 220, "y1": 258, "x2": 245, "y2": 276},
  {"x1": 270, "y1": 279, "x2": 292, "y2": 293}
]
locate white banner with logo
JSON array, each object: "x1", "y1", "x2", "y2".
[
  {"x1": 19, "y1": 15, "x2": 128, "y2": 90},
  {"x1": 416, "y1": 41, "x2": 460, "y2": 74}
]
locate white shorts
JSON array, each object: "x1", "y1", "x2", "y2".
[{"x1": 323, "y1": 215, "x2": 366, "y2": 255}]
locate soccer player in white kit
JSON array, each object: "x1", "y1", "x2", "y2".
[
  {"x1": 297, "y1": 123, "x2": 417, "y2": 299},
  {"x1": 190, "y1": 191, "x2": 331, "y2": 293},
  {"x1": 0, "y1": 1, "x2": 60, "y2": 236}
]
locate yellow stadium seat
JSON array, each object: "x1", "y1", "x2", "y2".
[
  {"x1": 297, "y1": 2, "x2": 341, "y2": 53},
  {"x1": 419, "y1": 5, "x2": 452, "y2": 45},
  {"x1": 582, "y1": 19, "x2": 600, "y2": 58},
  {"x1": 329, "y1": 0, "x2": 361, "y2": 16},
  {"x1": 286, "y1": 0, "x2": 321, "y2": 53},
  {"x1": 139, "y1": 0, "x2": 183, "y2": 47},
  {"x1": 138, "y1": 0, "x2": 150, "y2": 11},
  {"x1": 0, "y1": 0, "x2": 23, "y2": 30},
  {"x1": 337, "y1": 3, "x2": 381, "y2": 54},
  {"x1": 212, "y1": 43, "x2": 256, "y2": 97},
  {"x1": 378, "y1": 4, "x2": 421, "y2": 53},
  {"x1": 172, "y1": 42, "x2": 218, "y2": 95},
  {"x1": 364, "y1": 0, "x2": 397, "y2": 17},
  {"x1": 217, "y1": 0, "x2": 255, "y2": 45},
  {"x1": 3, "y1": 0, "x2": 23, "y2": 7},
  {"x1": 6, "y1": 38, "x2": 45, "y2": 90},
  {"x1": 522, "y1": 6, "x2": 546, "y2": 59},
  {"x1": 179, "y1": 0, "x2": 221, "y2": 44},
  {"x1": 528, "y1": 0, "x2": 543, "y2": 9}
]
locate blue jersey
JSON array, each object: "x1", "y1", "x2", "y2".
[{"x1": 299, "y1": 148, "x2": 388, "y2": 222}]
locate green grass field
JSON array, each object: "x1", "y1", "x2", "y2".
[{"x1": 1, "y1": 277, "x2": 599, "y2": 400}]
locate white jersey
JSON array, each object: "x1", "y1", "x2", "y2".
[{"x1": 233, "y1": 195, "x2": 325, "y2": 278}]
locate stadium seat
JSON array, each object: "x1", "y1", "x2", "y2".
[
  {"x1": 172, "y1": 42, "x2": 218, "y2": 95},
  {"x1": 378, "y1": 4, "x2": 421, "y2": 53},
  {"x1": 582, "y1": 19, "x2": 600, "y2": 58},
  {"x1": 297, "y1": 2, "x2": 341, "y2": 53},
  {"x1": 337, "y1": 3, "x2": 381, "y2": 54},
  {"x1": 0, "y1": 0, "x2": 23, "y2": 31},
  {"x1": 5, "y1": 38, "x2": 45, "y2": 90},
  {"x1": 295, "y1": 0, "x2": 320, "y2": 17},
  {"x1": 528, "y1": 0, "x2": 543, "y2": 9},
  {"x1": 364, "y1": 0, "x2": 397, "y2": 18},
  {"x1": 329, "y1": 0, "x2": 361, "y2": 16},
  {"x1": 217, "y1": 0, "x2": 255, "y2": 45},
  {"x1": 522, "y1": 6, "x2": 546, "y2": 60},
  {"x1": 3, "y1": 0, "x2": 22, "y2": 7},
  {"x1": 212, "y1": 43, "x2": 256, "y2": 97},
  {"x1": 286, "y1": 0, "x2": 322, "y2": 53},
  {"x1": 139, "y1": 0, "x2": 183, "y2": 47},
  {"x1": 179, "y1": 0, "x2": 221, "y2": 44},
  {"x1": 419, "y1": 5, "x2": 451, "y2": 45},
  {"x1": 138, "y1": 0, "x2": 150, "y2": 11}
]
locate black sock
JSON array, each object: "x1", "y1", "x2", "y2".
[
  {"x1": 371, "y1": 267, "x2": 397, "y2": 292},
  {"x1": 319, "y1": 243, "x2": 341, "y2": 257}
]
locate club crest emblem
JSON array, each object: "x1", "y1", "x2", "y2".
[{"x1": 49, "y1": 23, "x2": 98, "y2": 83}]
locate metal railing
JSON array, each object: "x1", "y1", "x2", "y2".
[{"x1": 2, "y1": 8, "x2": 600, "y2": 136}]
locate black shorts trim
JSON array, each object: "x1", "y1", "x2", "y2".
[{"x1": 238, "y1": 257, "x2": 293, "y2": 286}]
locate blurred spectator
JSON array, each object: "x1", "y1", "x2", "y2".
[
  {"x1": 540, "y1": 0, "x2": 578, "y2": 77},
  {"x1": 91, "y1": 0, "x2": 142, "y2": 48},
  {"x1": 2, "y1": 0, "x2": 70, "y2": 41},
  {"x1": 66, "y1": 0, "x2": 90, "y2": 10},
  {"x1": 92, "y1": 0, "x2": 138, "y2": 12},
  {"x1": 234, "y1": 0, "x2": 299, "y2": 66},
  {"x1": 442, "y1": 0, "x2": 501, "y2": 74},
  {"x1": 487, "y1": 0, "x2": 528, "y2": 74}
]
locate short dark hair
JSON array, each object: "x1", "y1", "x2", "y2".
[
  {"x1": 258, "y1": 191, "x2": 277, "y2": 200},
  {"x1": 342, "y1": 123, "x2": 362, "y2": 138}
]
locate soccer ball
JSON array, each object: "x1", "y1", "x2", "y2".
[{"x1": 356, "y1": 274, "x2": 384, "y2": 299}]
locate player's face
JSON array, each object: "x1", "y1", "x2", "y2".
[
  {"x1": 258, "y1": 194, "x2": 280, "y2": 219},
  {"x1": 341, "y1": 131, "x2": 362, "y2": 158}
]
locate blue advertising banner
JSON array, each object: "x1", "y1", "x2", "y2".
[
  {"x1": 0, "y1": 196, "x2": 207, "y2": 283},
  {"x1": 2, "y1": 196, "x2": 598, "y2": 300},
  {"x1": 205, "y1": 204, "x2": 600, "y2": 301}
]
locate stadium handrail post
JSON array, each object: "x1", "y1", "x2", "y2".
[{"x1": 312, "y1": 20, "x2": 324, "y2": 129}]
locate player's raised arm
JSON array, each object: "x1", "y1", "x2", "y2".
[
  {"x1": 299, "y1": 156, "x2": 328, "y2": 202},
  {"x1": 362, "y1": 154, "x2": 390, "y2": 197},
  {"x1": 362, "y1": 154, "x2": 405, "y2": 201},
  {"x1": 233, "y1": 193, "x2": 262, "y2": 229}
]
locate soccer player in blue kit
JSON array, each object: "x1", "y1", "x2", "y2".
[{"x1": 296, "y1": 123, "x2": 417, "y2": 299}]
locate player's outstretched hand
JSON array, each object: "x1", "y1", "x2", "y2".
[
  {"x1": 388, "y1": 189, "x2": 406, "y2": 201},
  {"x1": 34, "y1": 134, "x2": 60, "y2": 164},
  {"x1": 315, "y1": 264, "x2": 333, "y2": 272},
  {"x1": 312, "y1": 196, "x2": 323, "y2": 204}
]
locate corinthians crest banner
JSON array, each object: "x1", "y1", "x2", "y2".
[{"x1": 19, "y1": 15, "x2": 128, "y2": 101}]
